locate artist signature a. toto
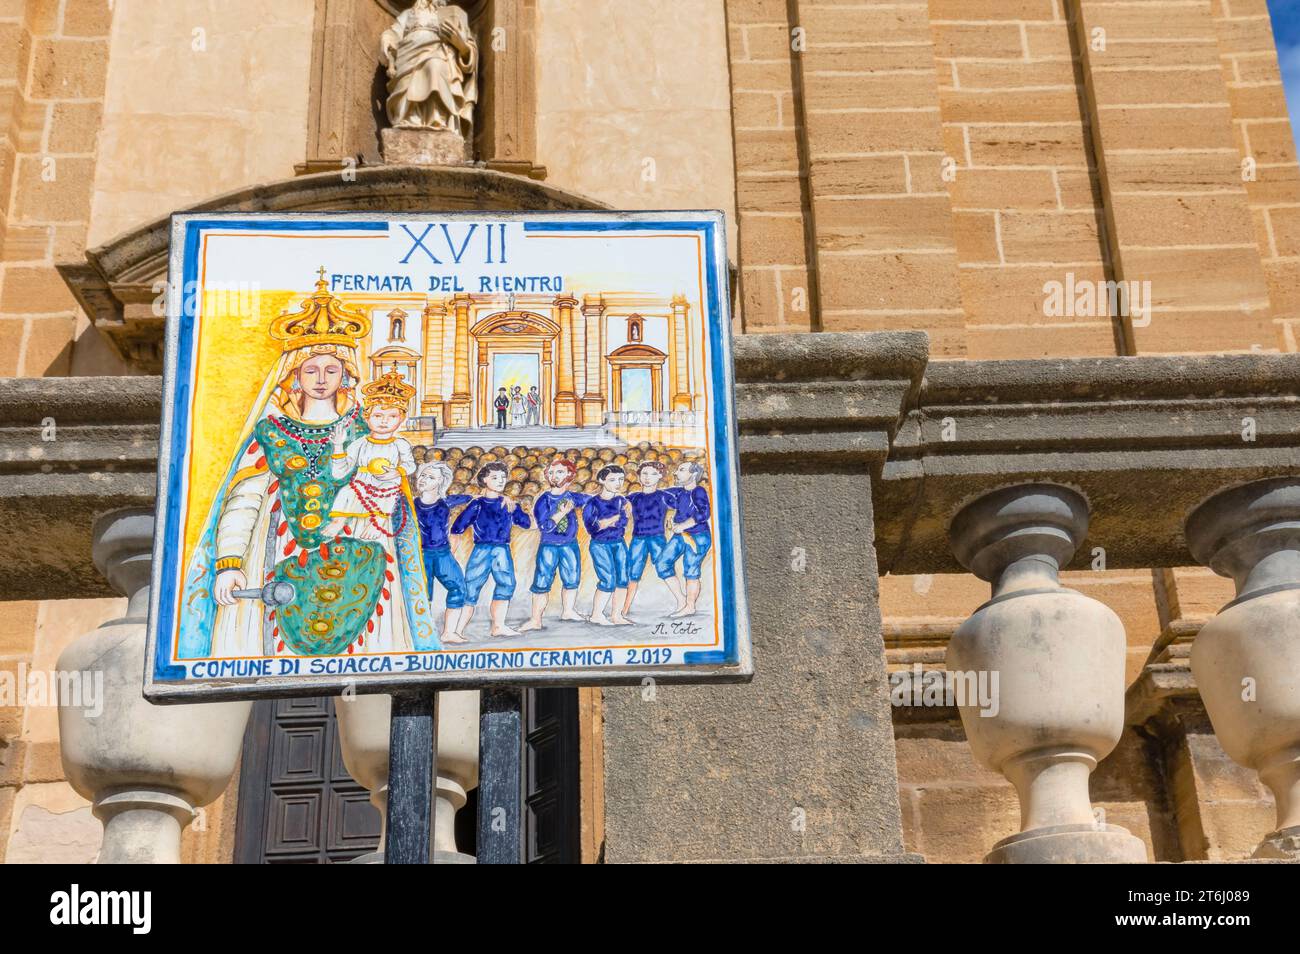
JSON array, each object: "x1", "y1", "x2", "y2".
[{"x1": 650, "y1": 621, "x2": 703, "y2": 636}]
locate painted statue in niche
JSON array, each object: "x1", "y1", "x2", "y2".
[{"x1": 381, "y1": 0, "x2": 479, "y2": 135}]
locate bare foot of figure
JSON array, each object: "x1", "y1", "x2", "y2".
[
  {"x1": 442, "y1": 632, "x2": 469, "y2": 644},
  {"x1": 588, "y1": 614, "x2": 613, "y2": 626},
  {"x1": 490, "y1": 625, "x2": 522, "y2": 638},
  {"x1": 611, "y1": 613, "x2": 633, "y2": 626},
  {"x1": 671, "y1": 605, "x2": 697, "y2": 617},
  {"x1": 518, "y1": 618, "x2": 544, "y2": 633},
  {"x1": 559, "y1": 611, "x2": 584, "y2": 622}
]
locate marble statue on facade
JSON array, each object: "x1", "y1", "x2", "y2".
[{"x1": 380, "y1": 0, "x2": 479, "y2": 165}]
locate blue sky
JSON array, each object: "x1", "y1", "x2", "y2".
[{"x1": 1270, "y1": 0, "x2": 1300, "y2": 147}]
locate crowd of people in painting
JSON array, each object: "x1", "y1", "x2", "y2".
[
  {"x1": 413, "y1": 449, "x2": 712, "y2": 642},
  {"x1": 197, "y1": 328, "x2": 715, "y2": 660}
]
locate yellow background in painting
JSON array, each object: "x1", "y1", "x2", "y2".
[{"x1": 182, "y1": 288, "x2": 299, "y2": 563}]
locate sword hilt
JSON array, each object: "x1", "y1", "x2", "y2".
[{"x1": 231, "y1": 581, "x2": 296, "y2": 607}]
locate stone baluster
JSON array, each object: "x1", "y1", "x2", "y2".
[
  {"x1": 57, "y1": 509, "x2": 252, "y2": 864},
  {"x1": 946, "y1": 484, "x2": 1146, "y2": 863},
  {"x1": 1184, "y1": 477, "x2": 1300, "y2": 860},
  {"x1": 334, "y1": 690, "x2": 480, "y2": 863}
]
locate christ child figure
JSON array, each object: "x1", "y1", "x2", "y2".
[{"x1": 324, "y1": 371, "x2": 416, "y2": 539}]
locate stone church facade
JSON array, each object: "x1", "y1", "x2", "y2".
[{"x1": 0, "y1": 0, "x2": 1298, "y2": 863}]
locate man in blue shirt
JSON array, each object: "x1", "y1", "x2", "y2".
[
  {"x1": 451, "y1": 461, "x2": 532, "y2": 637},
  {"x1": 582, "y1": 464, "x2": 633, "y2": 625},
  {"x1": 655, "y1": 459, "x2": 712, "y2": 617},
  {"x1": 519, "y1": 458, "x2": 589, "y2": 632},
  {"x1": 413, "y1": 461, "x2": 473, "y2": 643},
  {"x1": 622, "y1": 459, "x2": 681, "y2": 618}
]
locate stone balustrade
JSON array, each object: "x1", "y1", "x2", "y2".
[{"x1": 26, "y1": 329, "x2": 1300, "y2": 863}]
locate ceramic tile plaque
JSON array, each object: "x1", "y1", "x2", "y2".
[{"x1": 145, "y1": 212, "x2": 751, "y2": 700}]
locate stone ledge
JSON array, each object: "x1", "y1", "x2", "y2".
[
  {"x1": 876, "y1": 352, "x2": 1300, "y2": 574},
  {"x1": 0, "y1": 376, "x2": 160, "y2": 600},
  {"x1": 734, "y1": 330, "x2": 928, "y2": 469}
]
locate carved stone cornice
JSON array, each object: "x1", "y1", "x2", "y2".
[
  {"x1": 0, "y1": 377, "x2": 161, "y2": 599},
  {"x1": 876, "y1": 352, "x2": 1300, "y2": 575},
  {"x1": 732, "y1": 330, "x2": 929, "y2": 471}
]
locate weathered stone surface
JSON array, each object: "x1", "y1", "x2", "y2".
[
  {"x1": 876, "y1": 352, "x2": 1300, "y2": 575},
  {"x1": 733, "y1": 330, "x2": 928, "y2": 471},
  {"x1": 602, "y1": 331, "x2": 929, "y2": 863},
  {"x1": 0, "y1": 376, "x2": 158, "y2": 600},
  {"x1": 380, "y1": 127, "x2": 470, "y2": 167},
  {"x1": 985, "y1": 823, "x2": 1147, "y2": 864},
  {"x1": 3, "y1": 803, "x2": 100, "y2": 864},
  {"x1": 602, "y1": 469, "x2": 917, "y2": 863}
]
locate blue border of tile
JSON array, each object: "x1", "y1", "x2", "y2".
[{"x1": 154, "y1": 215, "x2": 737, "y2": 683}]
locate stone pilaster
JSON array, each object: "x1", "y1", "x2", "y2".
[
  {"x1": 600, "y1": 331, "x2": 928, "y2": 862},
  {"x1": 1072, "y1": 0, "x2": 1274, "y2": 353}
]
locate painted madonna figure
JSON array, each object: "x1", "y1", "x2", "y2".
[
  {"x1": 177, "y1": 271, "x2": 438, "y2": 661},
  {"x1": 381, "y1": 0, "x2": 478, "y2": 136}
]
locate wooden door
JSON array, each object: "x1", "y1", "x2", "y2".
[
  {"x1": 234, "y1": 697, "x2": 382, "y2": 863},
  {"x1": 234, "y1": 690, "x2": 582, "y2": 863}
]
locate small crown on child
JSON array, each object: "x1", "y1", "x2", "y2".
[{"x1": 361, "y1": 370, "x2": 416, "y2": 410}]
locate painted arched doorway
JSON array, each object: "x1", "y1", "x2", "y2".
[
  {"x1": 470, "y1": 310, "x2": 561, "y2": 428},
  {"x1": 606, "y1": 343, "x2": 668, "y2": 423}
]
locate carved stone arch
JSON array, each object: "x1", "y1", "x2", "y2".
[
  {"x1": 473, "y1": 309, "x2": 560, "y2": 338},
  {"x1": 301, "y1": 0, "x2": 544, "y2": 179},
  {"x1": 56, "y1": 165, "x2": 604, "y2": 372}
]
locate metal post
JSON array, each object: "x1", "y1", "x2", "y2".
[
  {"x1": 385, "y1": 690, "x2": 438, "y2": 864},
  {"x1": 476, "y1": 687, "x2": 524, "y2": 864}
]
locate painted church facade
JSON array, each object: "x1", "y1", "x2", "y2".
[{"x1": 354, "y1": 291, "x2": 705, "y2": 438}]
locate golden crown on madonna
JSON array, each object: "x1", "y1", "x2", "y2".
[
  {"x1": 362, "y1": 370, "x2": 417, "y2": 410},
  {"x1": 269, "y1": 267, "x2": 371, "y2": 352}
]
